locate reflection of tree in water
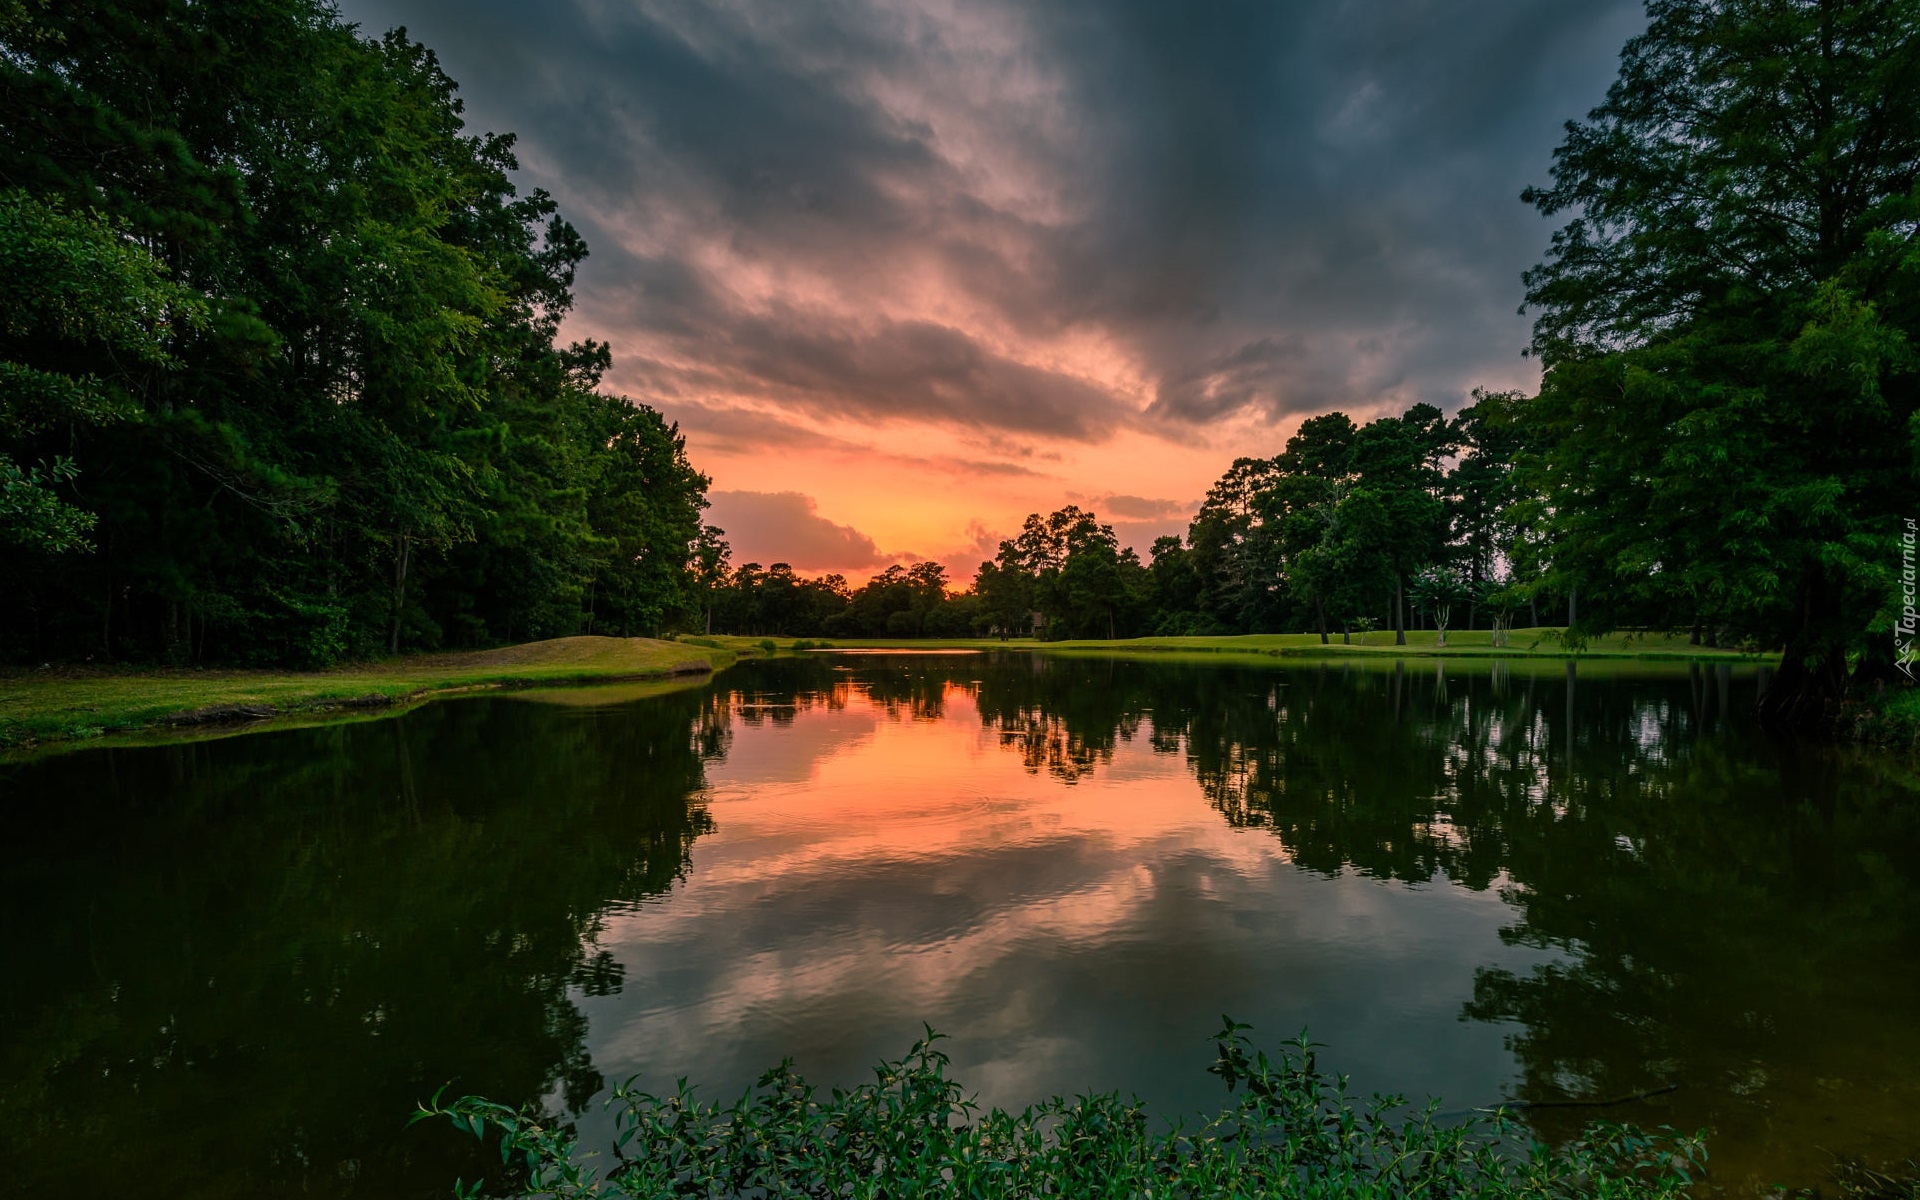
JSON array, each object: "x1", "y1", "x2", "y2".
[
  {"x1": 1460, "y1": 738, "x2": 1920, "y2": 1179},
  {"x1": 722, "y1": 656, "x2": 955, "y2": 724},
  {"x1": 971, "y1": 655, "x2": 1146, "y2": 782},
  {"x1": 0, "y1": 687, "x2": 726, "y2": 1197},
  {"x1": 689, "y1": 654, "x2": 1143, "y2": 780},
  {"x1": 966, "y1": 652, "x2": 1920, "y2": 1182}
]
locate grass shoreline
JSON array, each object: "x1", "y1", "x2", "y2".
[
  {"x1": 1839, "y1": 684, "x2": 1920, "y2": 752},
  {"x1": 0, "y1": 628, "x2": 1814, "y2": 761},
  {"x1": 703, "y1": 627, "x2": 1773, "y2": 662},
  {"x1": 0, "y1": 636, "x2": 736, "y2": 758}
]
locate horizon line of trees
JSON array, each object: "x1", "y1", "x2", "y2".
[{"x1": 698, "y1": 394, "x2": 1580, "y2": 647}]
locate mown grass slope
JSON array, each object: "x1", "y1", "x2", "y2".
[{"x1": 0, "y1": 636, "x2": 732, "y2": 754}]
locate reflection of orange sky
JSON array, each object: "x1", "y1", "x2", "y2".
[
  {"x1": 696, "y1": 684, "x2": 1289, "y2": 875},
  {"x1": 582, "y1": 680, "x2": 1542, "y2": 1113}
]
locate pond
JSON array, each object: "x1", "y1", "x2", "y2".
[{"x1": 3, "y1": 653, "x2": 1917, "y2": 1196}]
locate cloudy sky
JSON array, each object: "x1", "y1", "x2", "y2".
[{"x1": 337, "y1": 0, "x2": 1643, "y2": 580}]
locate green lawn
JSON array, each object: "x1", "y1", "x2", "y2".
[{"x1": 0, "y1": 636, "x2": 734, "y2": 756}]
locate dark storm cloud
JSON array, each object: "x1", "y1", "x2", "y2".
[{"x1": 337, "y1": 0, "x2": 1643, "y2": 442}]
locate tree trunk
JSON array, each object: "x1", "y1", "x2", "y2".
[
  {"x1": 1568, "y1": 584, "x2": 1578, "y2": 627},
  {"x1": 1315, "y1": 597, "x2": 1329, "y2": 645},
  {"x1": 1755, "y1": 574, "x2": 1848, "y2": 728},
  {"x1": 1394, "y1": 573, "x2": 1407, "y2": 646},
  {"x1": 388, "y1": 532, "x2": 411, "y2": 656},
  {"x1": 1756, "y1": 644, "x2": 1848, "y2": 728},
  {"x1": 101, "y1": 533, "x2": 114, "y2": 659}
]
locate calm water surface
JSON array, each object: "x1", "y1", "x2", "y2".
[{"x1": 4, "y1": 654, "x2": 1918, "y2": 1196}]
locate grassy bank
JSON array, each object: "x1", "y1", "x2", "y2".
[
  {"x1": 0, "y1": 636, "x2": 736, "y2": 755},
  {"x1": 1841, "y1": 684, "x2": 1920, "y2": 752},
  {"x1": 705, "y1": 627, "x2": 1769, "y2": 662}
]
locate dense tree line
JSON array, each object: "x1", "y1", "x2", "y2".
[
  {"x1": 701, "y1": 560, "x2": 982, "y2": 639},
  {"x1": 0, "y1": 0, "x2": 710, "y2": 665}
]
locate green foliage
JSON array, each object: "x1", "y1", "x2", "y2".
[
  {"x1": 1513, "y1": 0, "x2": 1920, "y2": 721},
  {"x1": 0, "y1": 1, "x2": 711, "y2": 664},
  {"x1": 422, "y1": 1021, "x2": 1704, "y2": 1199},
  {"x1": 0, "y1": 188, "x2": 206, "y2": 554},
  {"x1": 0, "y1": 455, "x2": 94, "y2": 554},
  {"x1": 1139, "y1": 402, "x2": 1482, "y2": 647},
  {"x1": 967, "y1": 506, "x2": 1151, "y2": 640},
  {"x1": 703, "y1": 559, "x2": 987, "y2": 641}
]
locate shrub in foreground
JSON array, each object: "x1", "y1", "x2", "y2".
[{"x1": 419, "y1": 1021, "x2": 1703, "y2": 1198}]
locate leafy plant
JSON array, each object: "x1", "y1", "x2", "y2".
[{"x1": 419, "y1": 1022, "x2": 1704, "y2": 1198}]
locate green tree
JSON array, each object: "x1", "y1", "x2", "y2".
[
  {"x1": 972, "y1": 557, "x2": 1034, "y2": 638},
  {"x1": 0, "y1": 191, "x2": 205, "y2": 553},
  {"x1": 689, "y1": 525, "x2": 731, "y2": 635},
  {"x1": 1268, "y1": 413, "x2": 1360, "y2": 642},
  {"x1": 583, "y1": 395, "x2": 710, "y2": 638},
  {"x1": 991, "y1": 506, "x2": 1148, "y2": 639},
  {"x1": 1447, "y1": 392, "x2": 1528, "y2": 610},
  {"x1": 1409, "y1": 566, "x2": 1472, "y2": 647},
  {"x1": 1145, "y1": 535, "x2": 1205, "y2": 633},
  {"x1": 0, "y1": 0, "x2": 716, "y2": 663},
  {"x1": 1518, "y1": 0, "x2": 1920, "y2": 722},
  {"x1": 1183, "y1": 458, "x2": 1284, "y2": 632},
  {"x1": 1346, "y1": 409, "x2": 1452, "y2": 645}
]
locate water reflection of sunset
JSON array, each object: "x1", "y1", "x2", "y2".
[{"x1": 583, "y1": 675, "x2": 1545, "y2": 1125}]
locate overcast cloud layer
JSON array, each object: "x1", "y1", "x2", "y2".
[{"x1": 337, "y1": 0, "x2": 1642, "y2": 575}]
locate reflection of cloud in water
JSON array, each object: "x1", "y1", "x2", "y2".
[
  {"x1": 704, "y1": 697, "x2": 882, "y2": 787},
  {"x1": 580, "y1": 689, "x2": 1556, "y2": 1122}
]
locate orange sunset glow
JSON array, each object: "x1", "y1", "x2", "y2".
[{"x1": 336, "y1": 0, "x2": 1626, "y2": 582}]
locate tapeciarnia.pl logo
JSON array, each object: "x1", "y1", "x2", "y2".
[{"x1": 1901, "y1": 517, "x2": 1917, "y2": 681}]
